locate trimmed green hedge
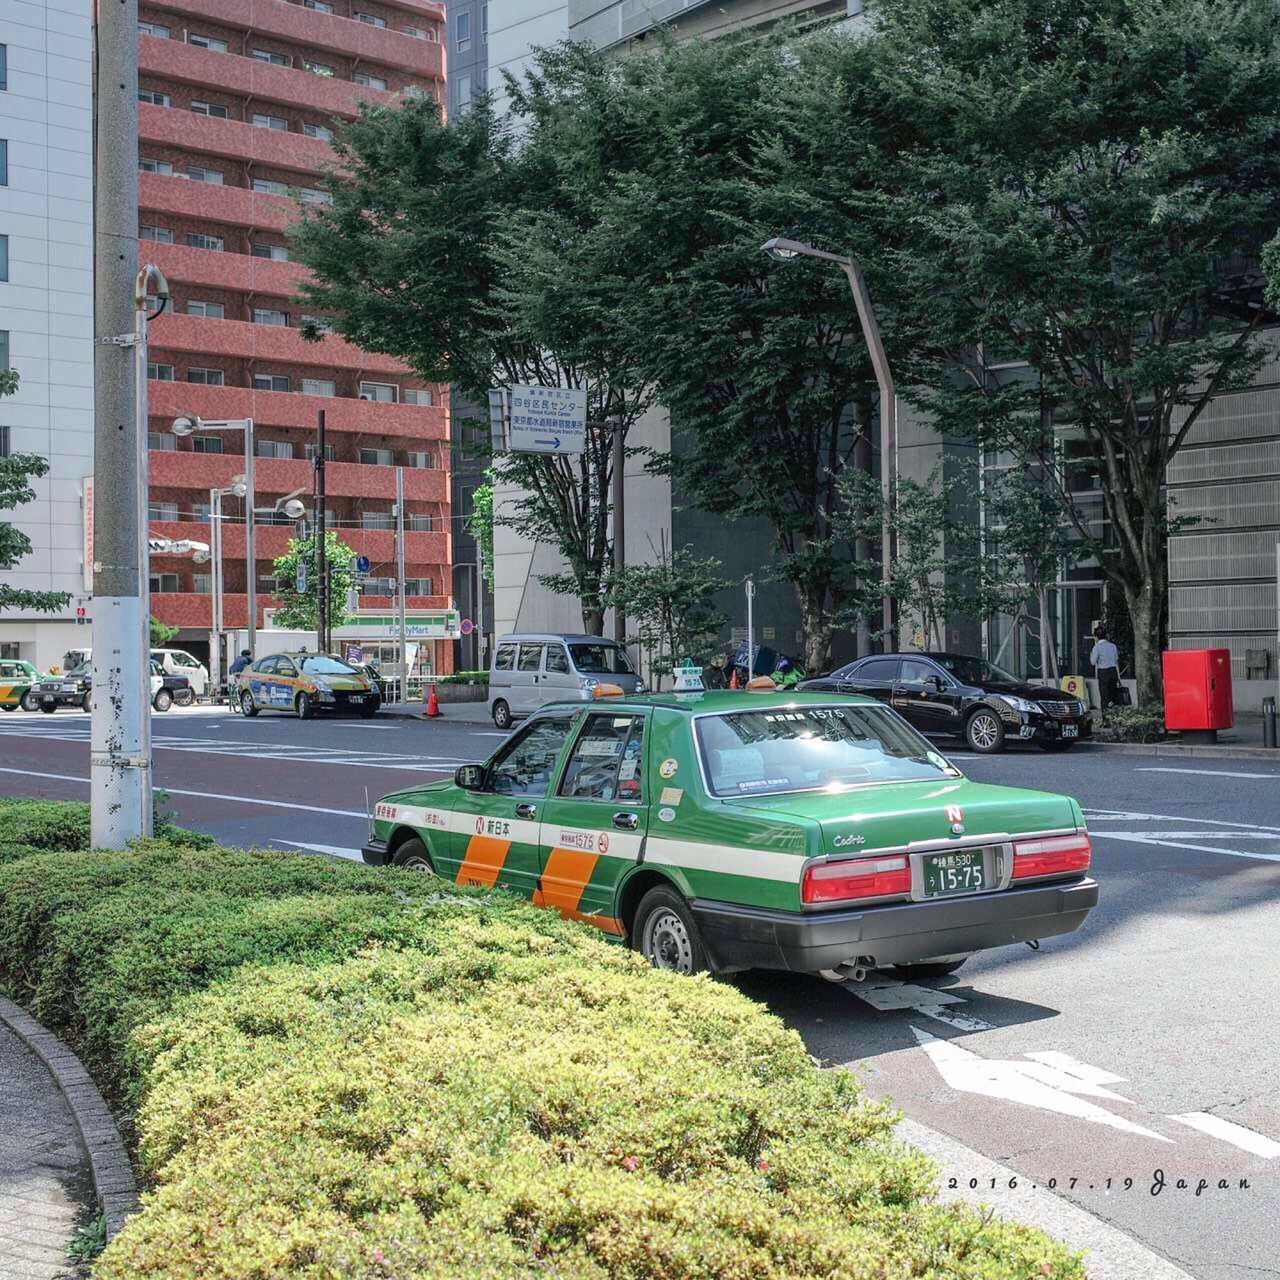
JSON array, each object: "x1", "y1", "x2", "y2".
[
  {"x1": 0, "y1": 807, "x2": 1084, "y2": 1279},
  {"x1": 0, "y1": 797, "x2": 214, "y2": 857},
  {"x1": 434, "y1": 669, "x2": 488, "y2": 685}
]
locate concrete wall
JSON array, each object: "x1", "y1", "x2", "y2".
[
  {"x1": 568, "y1": 0, "x2": 849, "y2": 49},
  {"x1": 487, "y1": 0, "x2": 569, "y2": 117},
  {"x1": 0, "y1": 0, "x2": 95, "y2": 669}
]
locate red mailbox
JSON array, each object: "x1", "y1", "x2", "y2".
[{"x1": 1163, "y1": 648, "x2": 1233, "y2": 732}]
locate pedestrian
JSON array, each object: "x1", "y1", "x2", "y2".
[
  {"x1": 229, "y1": 649, "x2": 251, "y2": 676},
  {"x1": 1090, "y1": 627, "x2": 1121, "y2": 713}
]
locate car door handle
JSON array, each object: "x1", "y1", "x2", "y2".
[
  {"x1": 612, "y1": 812, "x2": 639, "y2": 830},
  {"x1": 515, "y1": 803, "x2": 537, "y2": 820}
]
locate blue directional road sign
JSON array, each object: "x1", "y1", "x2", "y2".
[{"x1": 355, "y1": 555, "x2": 371, "y2": 574}]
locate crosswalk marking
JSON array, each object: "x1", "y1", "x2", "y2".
[{"x1": 1167, "y1": 1113, "x2": 1280, "y2": 1158}]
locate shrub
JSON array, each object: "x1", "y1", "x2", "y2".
[
  {"x1": 434, "y1": 669, "x2": 488, "y2": 685},
  {"x1": 0, "y1": 797, "x2": 213, "y2": 857},
  {"x1": 1096, "y1": 705, "x2": 1166, "y2": 743}
]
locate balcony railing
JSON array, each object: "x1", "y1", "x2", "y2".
[
  {"x1": 140, "y1": 171, "x2": 299, "y2": 233},
  {"x1": 140, "y1": 102, "x2": 335, "y2": 177},
  {"x1": 142, "y1": 241, "x2": 308, "y2": 296}
]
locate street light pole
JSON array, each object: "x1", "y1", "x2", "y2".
[
  {"x1": 761, "y1": 237, "x2": 898, "y2": 643},
  {"x1": 612, "y1": 417, "x2": 626, "y2": 644},
  {"x1": 243, "y1": 418, "x2": 256, "y2": 656}
]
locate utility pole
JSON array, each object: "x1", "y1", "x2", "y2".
[
  {"x1": 395, "y1": 466, "x2": 408, "y2": 701},
  {"x1": 314, "y1": 409, "x2": 327, "y2": 653},
  {"x1": 745, "y1": 575, "x2": 756, "y2": 681},
  {"x1": 475, "y1": 538, "x2": 485, "y2": 670},
  {"x1": 91, "y1": 0, "x2": 151, "y2": 848},
  {"x1": 612, "y1": 418, "x2": 625, "y2": 644}
]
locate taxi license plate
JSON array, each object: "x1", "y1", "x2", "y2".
[
  {"x1": 922, "y1": 849, "x2": 987, "y2": 898},
  {"x1": 1062, "y1": 724, "x2": 1078, "y2": 738},
  {"x1": 349, "y1": 695, "x2": 365, "y2": 704}
]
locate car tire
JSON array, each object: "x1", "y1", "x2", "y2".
[
  {"x1": 174, "y1": 688, "x2": 195, "y2": 707},
  {"x1": 492, "y1": 699, "x2": 512, "y2": 731},
  {"x1": 80, "y1": 692, "x2": 92, "y2": 713},
  {"x1": 893, "y1": 958, "x2": 968, "y2": 979},
  {"x1": 965, "y1": 707, "x2": 1006, "y2": 754},
  {"x1": 633, "y1": 885, "x2": 710, "y2": 976},
  {"x1": 1039, "y1": 739, "x2": 1074, "y2": 752},
  {"x1": 296, "y1": 692, "x2": 315, "y2": 720},
  {"x1": 40, "y1": 703, "x2": 57, "y2": 714},
  {"x1": 240, "y1": 689, "x2": 258, "y2": 717},
  {"x1": 392, "y1": 836, "x2": 434, "y2": 873},
  {"x1": 21, "y1": 691, "x2": 40, "y2": 713},
  {"x1": 152, "y1": 688, "x2": 173, "y2": 712},
  {"x1": 1, "y1": 703, "x2": 15, "y2": 712}
]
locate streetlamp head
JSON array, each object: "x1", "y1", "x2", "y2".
[
  {"x1": 193, "y1": 549, "x2": 210, "y2": 565},
  {"x1": 171, "y1": 415, "x2": 199, "y2": 437},
  {"x1": 230, "y1": 479, "x2": 248, "y2": 499},
  {"x1": 762, "y1": 237, "x2": 805, "y2": 262},
  {"x1": 282, "y1": 498, "x2": 306, "y2": 520}
]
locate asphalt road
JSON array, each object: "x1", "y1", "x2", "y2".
[{"x1": 0, "y1": 705, "x2": 1277, "y2": 1278}]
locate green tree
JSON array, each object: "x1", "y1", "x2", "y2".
[
  {"x1": 864, "y1": 0, "x2": 1280, "y2": 702},
  {"x1": 270, "y1": 532, "x2": 355, "y2": 633},
  {"x1": 0, "y1": 370, "x2": 72, "y2": 615},
  {"x1": 605, "y1": 540, "x2": 729, "y2": 686},
  {"x1": 466, "y1": 473, "x2": 495, "y2": 592},
  {"x1": 149, "y1": 615, "x2": 179, "y2": 646}
]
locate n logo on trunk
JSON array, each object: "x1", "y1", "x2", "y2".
[{"x1": 945, "y1": 804, "x2": 965, "y2": 834}]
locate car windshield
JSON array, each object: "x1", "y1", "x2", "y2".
[
  {"x1": 298, "y1": 656, "x2": 357, "y2": 675},
  {"x1": 695, "y1": 704, "x2": 959, "y2": 797},
  {"x1": 932, "y1": 654, "x2": 1019, "y2": 686},
  {"x1": 570, "y1": 643, "x2": 634, "y2": 675}
]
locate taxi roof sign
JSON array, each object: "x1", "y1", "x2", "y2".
[{"x1": 672, "y1": 659, "x2": 704, "y2": 693}]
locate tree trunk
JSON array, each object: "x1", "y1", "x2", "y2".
[
  {"x1": 1038, "y1": 588, "x2": 1059, "y2": 681},
  {"x1": 1124, "y1": 579, "x2": 1163, "y2": 706},
  {"x1": 581, "y1": 600, "x2": 605, "y2": 637},
  {"x1": 798, "y1": 583, "x2": 832, "y2": 674}
]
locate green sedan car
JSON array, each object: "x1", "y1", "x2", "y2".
[{"x1": 363, "y1": 688, "x2": 1097, "y2": 978}]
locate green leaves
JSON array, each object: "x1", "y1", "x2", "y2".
[{"x1": 270, "y1": 531, "x2": 356, "y2": 633}]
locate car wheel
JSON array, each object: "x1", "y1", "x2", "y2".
[
  {"x1": 152, "y1": 688, "x2": 173, "y2": 712},
  {"x1": 965, "y1": 708, "x2": 1005, "y2": 753},
  {"x1": 296, "y1": 692, "x2": 315, "y2": 720},
  {"x1": 240, "y1": 689, "x2": 258, "y2": 717},
  {"x1": 893, "y1": 958, "x2": 969, "y2": 979},
  {"x1": 21, "y1": 691, "x2": 40, "y2": 713},
  {"x1": 80, "y1": 692, "x2": 92, "y2": 713},
  {"x1": 40, "y1": 703, "x2": 57, "y2": 714},
  {"x1": 633, "y1": 885, "x2": 710, "y2": 976},
  {"x1": 492, "y1": 699, "x2": 512, "y2": 730},
  {"x1": 1039, "y1": 739, "x2": 1074, "y2": 752},
  {"x1": 174, "y1": 688, "x2": 195, "y2": 707},
  {"x1": 1, "y1": 703, "x2": 16, "y2": 712},
  {"x1": 392, "y1": 836, "x2": 434, "y2": 872}
]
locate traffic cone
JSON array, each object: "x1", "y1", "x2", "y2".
[
  {"x1": 729, "y1": 668, "x2": 739, "y2": 690},
  {"x1": 424, "y1": 683, "x2": 442, "y2": 719}
]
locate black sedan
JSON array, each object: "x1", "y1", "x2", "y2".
[{"x1": 799, "y1": 651, "x2": 1091, "y2": 754}]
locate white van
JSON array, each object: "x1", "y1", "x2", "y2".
[
  {"x1": 150, "y1": 648, "x2": 211, "y2": 698},
  {"x1": 488, "y1": 633, "x2": 645, "y2": 729}
]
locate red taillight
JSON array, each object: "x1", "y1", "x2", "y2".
[
  {"x1": 1012, "y1": 833, "x2": 1092, "y2": 880},
  {"x1": 802, "y1": 856, "x2": 911, "y2": 904}
]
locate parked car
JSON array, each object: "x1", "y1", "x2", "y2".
[
  {"x1": 363, "y1": 686, "x2": 1097, "y2": 979},
  {"x1": 31, "y1": 660, "x2": 186, "y2": 712},
  {"x1": 235, "y1": 652, "x2": 381, "y2": 719},
  {"x1": 800, "y1": 652, "x2": 1091, "y2": 754},
  {"x1": 0, "y1": 659, "x2": 41, "y2": 712},
  {"x1": 151, "y1": 647, "x2": 211, "y2": 698},
  {"x1": 488, "y1": 633, "x2": 645, "y2": 730}
]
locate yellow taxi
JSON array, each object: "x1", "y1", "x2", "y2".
[{"x1": 235, "y1": 652, "x2": 381, "y2": 719}]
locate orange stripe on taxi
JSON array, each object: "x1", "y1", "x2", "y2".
[
  {"x1": 535, "y1": 847, "x2": 598, "y2": 915},
  {"x1": 456, "y1": 835, "x2": 511, "y2": 888}
]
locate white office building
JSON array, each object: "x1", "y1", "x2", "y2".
[{"x1": 0, "y1": 0, "x2": 95, "y2": 671}]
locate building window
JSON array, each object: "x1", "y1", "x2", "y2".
[
  {"x1": 361, "y1": 511, "x2": 394, "y2": 530},
  {"x1": 301, "y1": 378, "x2": 336, "y2": 397},
  {"x1": 359, "y1": 382, "x2": 397, "y2": 403},
  {"x1": 403, "y1": 388, "x2": 433, "y2": 407},
  {"x1": 192, "y1": 573, "x2": 212, "y2": 593},
  {"x1": 0, "y1": 331, "x2": 7, "y2": 369},
  {"x1": 0, "y1": 45, "x2": 5, "y2": 90},
  {"x1": 150, "y1": 573, "x2": 180, "y2": 593},
  {"x1": 303, "y1": 0, "x2": 335, "y2": 11},
  {"x1": 188, "y1": 34, "x2": 228, "y2": 53},
  {"x1": 252, "y1": 49, "x2": 290, "y2": 66},
  {"x1": 405, "y1": 578, "x2": 433, "y2": 596},
  {"x1": 0, "y1": 236, "x2": 8, "y2": 283},
  {"x1": 253, "y1": 308, "x2": 288, "y2": 326},
  {"x1": 404, "y1": 25, "x2": 428, "y2": 39},
  {"x1": 191, "y1": 101, "x2": 229, "y2": 119},
  {"x1": 456, "y1": 11, "x2": 471, "y2": 51},
  {"x1": 251, "y1": 178, "x2": 289, "y2": 196},
  {"x1": 302, "y1": 122, "x2": 333, "y2": 141},
  {"x1": 141, "y1": 225, "x2": 174, "y2": 243},
  {"x1": 186, "y1": 232, "x2": 224, "y2": 252},
  {"x1": 148, "y1": 504, "x2": 179, "y2": 521},
  {"x1": 140, "y1": 158, "x2": 173, "y2": 175},
  {"x1": 252, "y1": 113, "x2": 288, "y2": 131},
  {"x1": 187, "y1": 368, "x2": 225, "y2": 385},
  {"x1": 138, "y1": 22, "x2": 170, "y2": 39},
  {"x1": 138, "y1": 89, "x2": 170, "y2": 107},
  {"x1": 193, "y1": 436, "x2": 224, "y2": 454},
  {"x1": 482, "y1": 4, "x2": 488, "y2": 36},
  {"x1": 147, "y1": 433, "x2": 177, "y2": 451},
  {"x1": 456, "y1": 75, "x2": 472, "y2": 110},
  {"x1": 360, "y1": 447, "x2": 394, "y2": 466},
  {"x1": 407, "y1": 451, "x2": 435, "y2": 469},
  {"x1": 352, "y1": 71, "x2": 388, "y2": 90},
  {"x1": 303, "y1": 60, "x2": 335, "y2": 78},
  {"x1": 305, "y1": 442, "x2": 336, "y2": 461},
  {"x1": 253, "y1": 374, "x2": 291, "y2": 392},
  {"x1": 187, "y1": 300, "x2": 225, "y2": 319},
  {"x1": 407, "y1": 514, "x2": 433, "y2": 531},
  {"x1": 252, "y1": 243, "x2": 289, "y2": 261},
  {"x1": 300, "y1": 314, "x2": 332, "y2": 334},
  {"x1": 355, "y1": 12, "x2": 386, "y2": 27},
  {"x1": 255, "y1": 439, "x2": 294, "y2": 459},
  {"x1": 184, "y1": 166, "x2": 224, "y2": 184},
  {"x1": 147, "y1": 362, "x2": 175, "y2": 381},
  {"x1": 299, "y1": 187, "x2": 333, "y2": 206},
  {"x1": 0, "y1": 426, "x2": 8, "y2": 457}
]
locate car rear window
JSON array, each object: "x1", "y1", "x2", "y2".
[{"x1": 695, "y1": 705, "x2": 959, "y2": 797}]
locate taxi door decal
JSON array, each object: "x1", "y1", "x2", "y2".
[
  {"x1": 456, "y1": 834, "x2": 511, "y2": 888},
  {"x1": 532, "y1": 847, "x2": 625, "y2": 936}
]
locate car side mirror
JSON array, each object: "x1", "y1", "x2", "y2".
[{"x1": 455, "y1": 764, "x2": 486, "y2": 791}]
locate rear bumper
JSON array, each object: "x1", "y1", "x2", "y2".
[
  {"x1": 362, "y1": 838, "x2": 391, "y2": 866},
  {"x1": 690, "y1": 877, "x2": 1098, "y2": 974}
]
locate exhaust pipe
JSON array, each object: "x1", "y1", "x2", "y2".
[{"x1": 820, "y1": 960, "x2": 871, "y2": 984}]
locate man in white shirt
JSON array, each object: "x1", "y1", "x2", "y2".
[{"x1": 1090, "y1": 627, "x2": 1121, "y2": 711}]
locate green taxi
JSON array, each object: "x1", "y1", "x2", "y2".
[
  {"x1": 362, "y1": 686, "x2": 1097, "y2": 978},
  {"x1": 0, "y1": 659, "x2": 41, "y2": 712}
]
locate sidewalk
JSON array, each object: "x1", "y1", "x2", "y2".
[
  {"x1": 381, "y1": 699, "x2": 492, "y2": 723},
  {"x1": 0, "y1": 1022, "x2": 94, "y2": 1279},
  {"x1": 1087, "y1": 711, "x2": 1280, "y2": 760}
]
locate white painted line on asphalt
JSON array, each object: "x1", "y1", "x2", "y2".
[
  {"x1": 274, "y1": 839, "x2": 362, "y2": 861},
  {"x1": 1084, "y1": 807, "x2": 1280, "y2": 834},
  {"x1": 1088, "y1": 832, "x2": 1280, "y2": 864},
  {"x1": 912, "y1": 1028, "x2": 1173, "y2": 1142},
  {"x1": 1167, "y1": 1112, "x2": 1280, "y2": 1158},
  {"x1": 0, "y1": 767, "x2": 368, "y2": 818},
  {"x1": 1023, "y1": 1051, "x2": 1128, "y2": 1088},
  {"x1": 1137, "y1": 766, "x2": 1280, "y2": 780},
  {"x1": 851, "y1": 978, "x2": 995, "y2": 1033}
]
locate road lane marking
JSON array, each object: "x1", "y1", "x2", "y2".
[
  {"x1": 1137, "y1": 767, "x2": 1280, "y2": 780},
  {"x1": 851, "y1": 978, "x2": 995, "y2": 1032},
  {"x1": 913, "y1": 1028, "x2": 1173, "y2": 1142},
  {"x1": 0, "y1": 767, "x2": 367, "y2": 818},
  {"x1": 1089, "y1": 832, "x2": 1280, "y2": 863},
  {"x1": 1084, "y1": 807, "x2": 1280, "y2": 834},
  {"x1": 1167, "y1": 1113, "x2": 1280, "y2": 1158},
  {"x1": 273, "y1": 840, "x2": 362, "y2": 861}
]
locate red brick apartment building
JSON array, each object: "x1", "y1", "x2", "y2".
[{"x1": 135, "y1": 0, "x2": 454, "y2": 675}]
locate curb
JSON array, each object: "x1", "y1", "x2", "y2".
[
  {"x1": 1079, "y1": 741, "x2": 1280, "y2": 761},
  {"x1": 897, "y1": 1116, "x2": 1193, "y2": 1280},
  {"x1": 0, "y1": 996, "x2": 138, "y2": 1240}
]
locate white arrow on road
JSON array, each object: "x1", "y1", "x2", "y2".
[{"x1": 912, "y1": 1027, "x2": 1173, "y2": 1141}]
